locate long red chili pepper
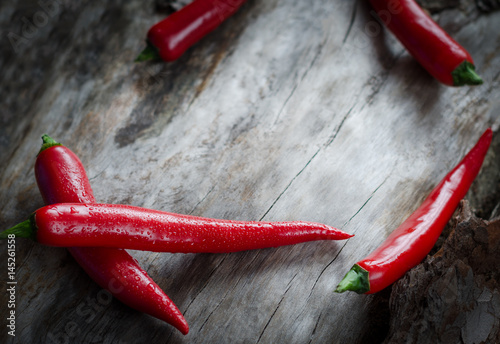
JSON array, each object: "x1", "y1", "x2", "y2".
[
  {"x1": 136, "y1": 0, "x2": 247, "y2": 62},
  {"x1": 3, "y1": 203, "x2": 352, "y2": 252},
  {"x1": 368, "y1": 0, "x2": 482, "y2": 86},
  {"x1": 335, "y1": 128, "x2": 492, "y2": 294},
  {"x1": 32, "y1": 135, "x2": 189, "y2": 335}
]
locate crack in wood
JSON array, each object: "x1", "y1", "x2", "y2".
[
  {"x1": 325, "y1": 105, "x2": 353, "y2": 148},
  {"x1": 198, "y1": 305, "x2": 218, "y2": 333},
  {"x1": 256, "y1": 272, "x2": 298, "y2": 343},
  {"x1": 362, "y1": 50, "x2": 405, "y2": 109},
  {"x1": 343, "y1": 174, "x2": 390, "y2": 229},
  {"x1": 88, "y1": 161, "x2": 112, "y2": 182},
  {"x1": 197, "y1": 251, "x2": 263, "y2": 332},
  {"x1": 272, "y1": 76, "x2": 300, "y2": 127},
  {"x1": 184, "y1": 255, "x2": 229, "y2": 314},
  {"x1": 314, "y1": 238, "x2": 352, "y2": 296},
  {"x1": 259, "y1": 148, "x2": 321, "y2": 221},
  {"x1": 262, "y1": 100, "x2": 354, "y2": 221},
  {"x1": 308, "y1": 310, "x2": 323, "y2": 343},
  {"x1": 273, "y1": 36, "x2": 327, "y2": 126},
  {"x1": 342, "y1": 0, "x2": 359, "y2": 44},
  {"x1": 189, "y1": 185, "x2": 216, "y2": 215},
  {"x1": 143, "y1": 252, "x2": 162, "y2": 273},
  {"x1": 288, "y1": 273, "x2": 325, "y2": 340}
]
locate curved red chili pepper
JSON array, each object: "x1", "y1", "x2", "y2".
[
  {"x1": 335, "y1": 128, "x2": 492, "y2": 294},
  {"x1": 136, "y1": 0, "x2": 247, "y2": 62},
  {"x1": 4, "y1": 203, "x2": 352, "y2": 252},
  {"x1": 368, "y1": 0, "x2": 482, "y2": 86},
  {"x1": 33, "y1": 135, "x2": 189, "y2": 335}
]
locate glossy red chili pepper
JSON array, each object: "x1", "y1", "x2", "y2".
[
  {"x1": 136, "y1": 0, "x2": 247, "y2": 62},
  {"x1": 335, "y1": 128, "x2": 492, "y2": 294},
  {"x1": 32, "y1": 135, "x2": 189, "y2": 335},
  {"x1": 368, "y1": 0, "x2": 482, "y2": 86},
  {"x1": 4, "y1": 203, "x2": 352, "y2": 252}
]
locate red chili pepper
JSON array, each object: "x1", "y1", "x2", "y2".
[
  {"x1": 3, "y1": 203, "x2": 352, "y2": 252},
  {"x1": 136, "y1": 0, "x2": 247, "y2": 62},
  {"x1": 368, "y1": 0, "x2": 482, "y2": 86},
  {"x1": 335, "y1": 128, "x2": 492, "y2": 294},
  {"x1": 32, "y1": 135, "x2": 189, "y2": 335}
]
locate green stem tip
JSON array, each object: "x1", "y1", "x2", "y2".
[
  {"x1": 38, "y1": 134, "x2": 62, "y2": 155},
  {"x1": 0, "y1": 215, "x2": 37, "y2": 241},
  {"x1": 452, "y1": 61, "x2": 483, "y2": 86},
  {"x1": 335, "y1": 264, "x2": 370, "y2": 294},
  {"x1": 135, "y1": 42, "x2": 161, "y2": 62}
]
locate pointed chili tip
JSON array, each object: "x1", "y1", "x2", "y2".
[
  {"x1": 342, "y1": 232, "x2": 355, "y2": 239},
  {"x1": 452, "y1": 61, "x2": 483, "y2": 86},
  {"x1": 334, "y1": 264, "x2": 370, "y2": 294},
  {"x1": 475, "y1": 127, "x2": 493, "y2": 158},
  {"x1": 179, "y1": 322, "x2": 189, "y2": 335},
  {"x1": 135, "y1": 43, "x2": 161, "y2": 62},
  {"x1": 334, "y1": 230, "x2": 355, "y2": 240},
  {"x1": 324, "y1": 225, "x2": 353, "y2": 240},
  {"x1": 168, "y1": 314, "x2": 189, "y2": 335},
  {"x1": 38, "y1": 134, "x2": 62, "y2": 155},
  {"x1": 483, "y1": 127, "x2": 493, "y2": 142}
]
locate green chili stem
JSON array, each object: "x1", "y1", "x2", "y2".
[
  {"x1": 38, "y1": 134, "x2": 62, "y2": 155},
  {"x1": 335, "y1": 264, "x2": 370, "y2": 294},
  {"x1": 452, "y1": 61, "x2": 483, "y2": 86},
  {"x1": 0, "y1": 215, "x2": 37, "y2": 241},
  {"x1": 135, "y1": 42, "x2": 161, "y2": 62}
]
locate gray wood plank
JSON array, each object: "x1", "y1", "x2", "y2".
[{"x1": 1, "y1": 0, "x2": 499, "y2": 343}]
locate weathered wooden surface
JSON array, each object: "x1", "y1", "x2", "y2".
[{"x1": 0, "y1": 0, "x2": 499, "y2": 343}]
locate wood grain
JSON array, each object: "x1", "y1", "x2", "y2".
[{"x1": 0, "y1": 0, "x2": 499, "y2": 343}]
